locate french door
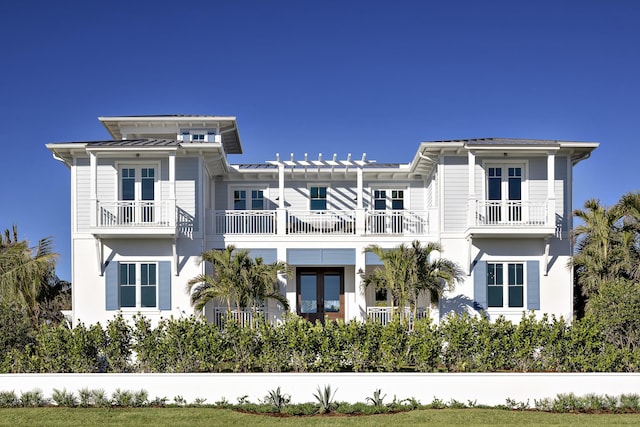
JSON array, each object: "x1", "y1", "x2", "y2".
[
  {"x1": 297, "y1": 268, "x2": 344, "y2": 323},
  {"x1": 372, "y1": 189, "x2": 404, "y2": 233},
  {"x1": 486, "y1": 165, "x2": 522, "y2": 224},
  {"x1": 120, "y1": 166, "x2": 156, "y2": 224}
]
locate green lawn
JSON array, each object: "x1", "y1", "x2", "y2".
[{"x1": 2, "y1": 408, "x2": 640, "y2": 427}]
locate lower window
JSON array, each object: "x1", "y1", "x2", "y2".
[
  {"x1": 119, "y1": 262, "x2": 157, "y2": 308},
  {"x1": 487, "y1": 262, "x2": 524, "y2": 308}
]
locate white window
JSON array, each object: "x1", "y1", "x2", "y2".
[
  {"x1": 119, "y1": 262, "x2": 157, "y2": 308},
  {"x1": 485, "y1": 163, "x2": 525, "y2": 223},
  {"x1": 371, "y1": 189, "x2": 405, "y2": 233},
  {"x1": 487, "y1": 262, "x2": 524, "y2": 308}
]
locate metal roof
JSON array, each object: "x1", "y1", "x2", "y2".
[{"x1": 85, "y1": 138, "x2": 181, "y2": 147}]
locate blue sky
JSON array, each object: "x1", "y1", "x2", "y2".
[{"x1": 1, "y1": 0, "x2": 638, "y2": 282}]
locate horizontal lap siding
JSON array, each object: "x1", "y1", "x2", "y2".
[
  {"x1": 176, "y1": 158, "x2": 199, "y2": 232},
  {"x1": 96, "y1": 160, "x2": 115, "y2": 202},
  {"x1": 528, "y1": 157, "x2": 547, "y2": 206},
  {"x1": 75, "y1": 158, "x2": 90, "y2": 232},
  {"x1": 443, "y1": 156, "x2": 468, "y2": 232}
]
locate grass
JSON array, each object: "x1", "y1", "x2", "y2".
[{"x1": 2, "y1": 408, "x2": 640, "y2": 427}]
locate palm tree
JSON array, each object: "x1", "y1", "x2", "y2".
[
  {"x1": 0, "y1": 225, "x2": 58, "y2": 327},
  {"x1": 244, "y1": 257, "x2": 289, "y2": 314},
  {"x1": 363, "y1": 240, "x2": 463, "y2": 324},
  {"x1": 187, "y1": 245, "x2": 289, "y2": 323}
]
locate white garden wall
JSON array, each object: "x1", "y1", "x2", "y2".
[{"x1": 1, "y1": 373, "x2": 639, "y2": 405}]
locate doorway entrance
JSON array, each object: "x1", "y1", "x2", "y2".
[{"x1": 296, "y1": 267, "x2": 344, "y2": 323}]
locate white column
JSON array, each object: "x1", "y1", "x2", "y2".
[
  {"x1": 168, "y1": 152, "x2": 176, "y2": 228},
  {"x1": 354, "y1": 246, "x2": 367, "y2": 322},
  {"x1": 89, "y1": 152, "x2": 97, "y2": 228},
  {"x1": 276, "y1": 164, "x2": 287, "y2": 235},
  {"x1": 355, "y1": 167, "x2": 365, "y2": 235},
  {"x1": 547, "y1": 152, "x2": 556, "y2": 227},
  {"x1": 467, "y1": 150, "x2": 476, "y2": 227}
]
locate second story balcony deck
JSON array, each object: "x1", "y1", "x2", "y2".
[
  {"x1": 91, "y1": 200, "x2": 177, "y2": 238},
  {"x1": 466, "y1": 199, "x2": 557, "y2": 238},
  {"x1": 210, "y1": 209, "x2": 429, "y2": 237}
]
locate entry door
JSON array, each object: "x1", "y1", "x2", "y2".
[
  {"x1": 120, "y1": 166, "x2": 156, "y2": 223},
  {"x1": 487, "y1": 166, "x2": 522, "y2": 223},
  {"x1": 297, "y1": 268, "x2": 344, "y2": 323}
]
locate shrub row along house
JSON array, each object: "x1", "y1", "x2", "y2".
[{"x1": 46, "y1": 115, "x2": 598, "y2": 327}]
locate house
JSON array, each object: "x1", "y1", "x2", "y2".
[{"x1": 46, "y1": 116, "x2": 598, "y2": 327}]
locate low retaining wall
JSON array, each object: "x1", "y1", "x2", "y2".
[{"x1": 1, "y1": 373, "x2": 639, "y2": 405}]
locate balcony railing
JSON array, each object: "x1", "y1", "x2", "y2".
[
  {"x1": 214, "y1": 210, "x2": 276, "y2": 234},
  {"x1": 472, "y1": 200, "x2": 549, "y2": 226},
  {"x1": 97, "y1": 200, "x2": 174, "y2": 227},
  {"x1": 288, "y1": 210, "x2": 356, "y2": 235},
  {"x1": 367, "y1": 306, "x2": 428, "y2": 326},
  {"x1": 365, "y1": 210, "x2": 428, "y2": 235},
  {"x1": 210, "y1": 307, "x2": 281, "y2": 328}
]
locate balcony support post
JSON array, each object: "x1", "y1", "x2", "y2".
[
  {"x1": 276, "y1": 209, "x2": 287, "y2": 235},
  {"x1": 467, "y1": 150, "x2": 477, "y2": 227},
  {"x1": 169, "y1": 152, "x2": 176, "y2": 228},
  {"x1": 90, "y1": 151, "x2": 97, "y2": 227},
  {"x1": 355, "y1": 246, "x2": 367, "y2": 321},
  {"x1": 547, "y1": 152, "x2": 556, "y2": 227}
]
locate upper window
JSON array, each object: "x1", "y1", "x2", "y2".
[
  {"x1": 119, "y1": 262, "x2": 157, "y2": 308},
  {"x1": 310, "y1": 186, "x2": 327, "y2": 210},
  {"x1": 487, "y1": 262, "x2": 524, "y2": 308},
  {"x1": 233, "y1": 189, "x2": 265, "y2": 210}
]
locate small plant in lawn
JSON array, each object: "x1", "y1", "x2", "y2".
[
  {"x1": 236, "y1": 395, "x2": 250, "y2": 404},
  {"x1": 20, "y1": 389, "x2": 46, "y2": 407},
  {"x1": 133, "y1": 389, "x2": 149, "y2": 407},
  {"x1": 620, "y1": 393, "x2": 640, "y2": 412},
  {"x1": 52, "y1": 388, "x2": 78, "y2": 407},
  {"x1": 0, "y1": 391, "x2": 18, "y2": 408},
  {"x1": 214, "y1": 397, "x2": 231, "y2": 408},
  {"x1": 112, "y1": 389, "x2": 134, "y2": 407},
  {"x1": 78, "y1": 388, "x2": 93, "y2": 407},
  {"x1": 173, "y1": 395, "x2": 187, "y2": 406},
  {"x1": 91, "y1": 389, "x2": 111, "y2": 408},
  {"x1": 505, "y1": 397, "x2": 529, "y2": 410},
  {"x1": 150, "y1": 396, "x2": 168, "y2": 407},
  {"x1": 365, "y1": 388, "x2": 386, "y2": 406},
  {"x1": 263, "y1": 387, "x2": 290, "y2": 412},
  {"x1": 429, "y1": 396, "x2": 446, "y2": 409},
  {"x1": 313, "y1": 384, "x2": 337, "y2": 414},
  {"x1": 193, "y1": 397, "x2": 207, "y2": 406}
]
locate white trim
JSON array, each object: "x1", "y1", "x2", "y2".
[
  {"x1": 307, "y1": 183, "x2": 330, "y2": 210},
  {"x1": 481, "y1": 160, "x2": 529, "y2": 203},
  {"x1": 114, "y1": 161, "x2": 162, "y2": 202},
  {"x1": 485, "y1": 260, "x2": 527, "y2": 312},
  {"x1": 117, "y1": 261, "x2": 159, "y2": 310}
]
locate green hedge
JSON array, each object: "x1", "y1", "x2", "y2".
[{"x1": 1, "y1": 312, "x2": 637, "y2": 373}]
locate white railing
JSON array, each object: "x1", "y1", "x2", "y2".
[
  {"x1": 214, "y1": 210, "x2": 276, "y2": 234},
  {"x1": 97, "y1": 200, "x2": 174, "y2": 227},
  {"x1": 367, "y1": 306, "x2": 428, "y2": 326},
  {"x1": 365, "y1": 210, "x2": 428, "y2": 235},
  {"x1": 473, "y1": 200, "x2": 548, "y2": 226},
  {"x1": 287, "y1": 210, "x2": 356, "y2": 235},
  {"x1": 211, "y1": 307, "x2": 281, "y2": 328}
]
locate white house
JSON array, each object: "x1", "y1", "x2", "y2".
[{"x1": 47, "y1": 115, "x2": 598, "y2": 327}]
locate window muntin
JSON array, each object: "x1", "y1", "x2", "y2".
[
  {"x1": 119, "y1": 262, "x2": 158, "y2": 309},
  {"x1": 373, "y1": 190, "x2": 386, "y2": 210},
  {"x1": 310, "y1": 186, "x2": 327, "y2": 210},
  {"x1": 232, "y1": 189, "x2": 265, "y2": 210},
  {"x1": 391, "y1": 190, "x2": 404, "y2": 210},
  {"x1": 487, "y1": 262, "x2": 524, "y2": 308}
]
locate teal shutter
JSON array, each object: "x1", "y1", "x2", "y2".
[
  {"x1": 105, "y1": 261, "x2": 119, "y2": 310},
  {"x1": 473, "y1": 261, "x2": 487, "y2": 311},
  {"x1": 527, "y1": 260, "x2": 540, "y2": 310},
  {"x1": 158, "y1": 261, "x2": 172, "y2": 310}
]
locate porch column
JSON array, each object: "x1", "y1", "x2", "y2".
[
  {"x1": 547, "y1": 152, "x2": 556, "y2": 227},
  {"x1": 467, "y1": 150, "x2": 476, "y2": 227},
  {"x1": 355, "y1": 167, "x2": 365, "y2": 235},
  {"x1": 354, "y1": 246, "x2": 367, "y2": 322},
  {"x1": 168, "y1": 152, "x2": 176, "y2": 229},
  {"x1": 276, "y1": 164, "x2": 287, "y2": 235},
  {"x1": 89, "y1": 151, "x2": 97, "y2": 228}
]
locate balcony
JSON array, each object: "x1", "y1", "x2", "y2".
[
  {"x1": 466, "y1": 200, "x2": 556, "y2": 238},
  {"x1": 366, "y1": 306, "x2": 429, "y2": 326},
  {"x1": 210, "y1": 209, "x2": 429, "y2": 236},
  {"x1": 92, "y1": 200, "x2": 176, "y2": 237}
]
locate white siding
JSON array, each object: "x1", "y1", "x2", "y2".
[
  {"x1": 96, "y1": 159, "x2": 115, "y2": 202},
  {"x1": 442, "y1": 156, "x2": 468, "y2": 232},
  {"x1": 75, "y1": 157, "x2": 90, "y2": 232},
  {"x1": 528, "y1": 157, "x2": 547, "y2": 205},
  {"x1": 176, "y1": 157, "x2": 199, "y2": 232}
]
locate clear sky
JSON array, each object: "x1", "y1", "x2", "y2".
[{"x1": 1, "y1": 0, "x2": 638, "y2": 282}]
